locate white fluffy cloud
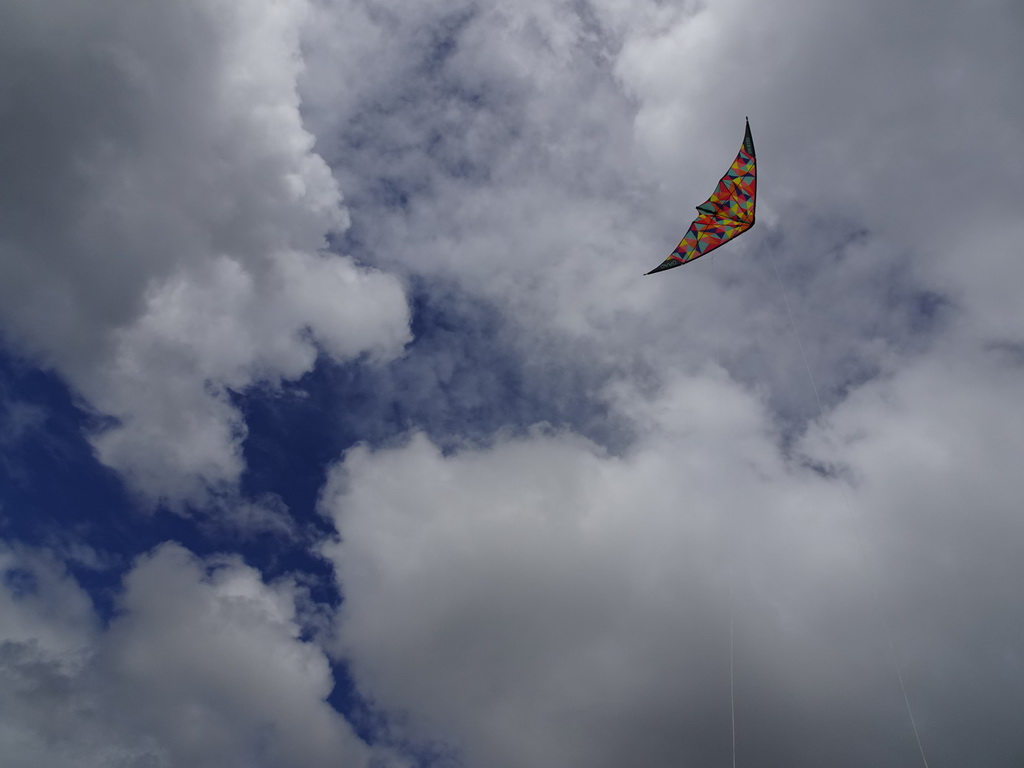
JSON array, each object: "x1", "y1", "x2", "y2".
[
  {"x1": 0, "y1": 0, "x2": 410, "y2": 504},
  {"x1": 319, "y1": 372, "x2": 832, "y2": 767},
  {"x1": 0, "y1": 542, "x2": 372, "y2": 768},
  {"x1": 323, "y1": 339, "x2": 1024, "y2": 767}
]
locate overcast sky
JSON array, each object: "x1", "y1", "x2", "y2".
[{"x1": 1, "y1": 0, "x2": 1023, "y2": 766}]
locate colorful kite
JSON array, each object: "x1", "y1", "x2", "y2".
[{"x1": 646, "y1": 120, "x2": 757, "y2": 275}]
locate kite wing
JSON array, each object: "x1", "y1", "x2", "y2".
[{"x1": 646, "y1": 120, "x2": 756, "y2": 275}]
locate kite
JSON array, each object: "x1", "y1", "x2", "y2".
[{"x1": 646, "y1": 119, "x2": 756, "y2": 275}]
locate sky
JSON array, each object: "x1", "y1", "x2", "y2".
[{"x1": 1, "y1": 0, "x2": 1023, "y2": 766}]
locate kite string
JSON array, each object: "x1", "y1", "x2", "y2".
[
  {"x1": 764, "y1": 237, "x2": 930, "y2": 768},
  {"x1": 730, "y1": 586, "x2": 736, "y2": 768},
  {"x1": 712, "y1": 253, "x2": 738, "y2": 768}
]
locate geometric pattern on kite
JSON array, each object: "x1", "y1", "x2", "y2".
[{"x1": 646, "y1": 119, "x2": 757, "y2": 275}]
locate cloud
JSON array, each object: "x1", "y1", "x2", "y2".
[
  {"x1": 322, "y1": 336, "x2": 1024, "y2": 766},
  {"x1": 0, "y1": 0, "x2": 410, "y2": 505},
  {"x1": 4, "y1": 0, "x2": 1024, "y2": 766},
  {"x1": 0, "y1": 541, "x2": 373, "y2": 767},
  {"x1": 318, "y1": 372, "x2": 843, "y2": 767}
]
